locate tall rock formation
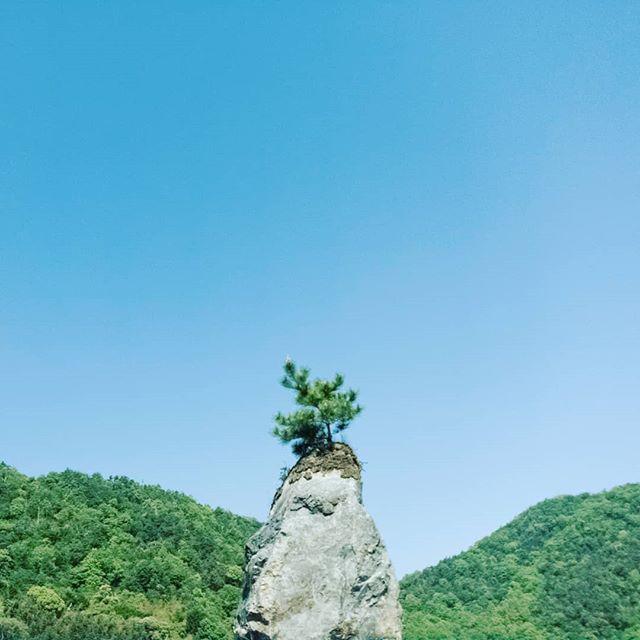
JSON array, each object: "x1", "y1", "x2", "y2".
[{"x1": 236, "y1": 443, "x2": 402, "y2": 640}]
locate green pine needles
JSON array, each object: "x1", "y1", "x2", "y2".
[{"x1": 272, "y1": 359, "x2": 363, "y2": 457}]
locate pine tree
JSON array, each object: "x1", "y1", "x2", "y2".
[{"x1": 272, "y1": 359, "x2": 363, "y2": 457}]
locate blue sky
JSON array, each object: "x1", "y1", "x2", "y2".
[{"x1": 1, "y1": 2, "x2": 639, "y2": 576}]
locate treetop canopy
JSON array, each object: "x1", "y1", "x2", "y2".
[{"x1": 272, "y1": 359, "x2": 363, "y2": 457}]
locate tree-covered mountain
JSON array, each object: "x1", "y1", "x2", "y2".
[
  {"x1": 2, "y1": 462, "x2": 639, "y2": 640},
  {"x1": 401, "y1": 483, "x2": 640, "y2": 640},
  {"x1": 0, "y1": 463, "x2": 260, "y2": 640}
]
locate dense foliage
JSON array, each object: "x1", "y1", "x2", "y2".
[
  {"x1": 0, "y1": 463, "x2": 259, "y2": 640},
  {"x1": 401, "y1": 483, "x2": 640, "y2": 640},
  {"x1": 3, "y1": 459, "x2": 639, "y2": 640},
  {"x1": 273, "y1": 359, "x2": 362, "y2": 456}
]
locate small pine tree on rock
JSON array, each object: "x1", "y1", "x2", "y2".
[{"x1": 272, "y1": 359, "x2": 363, "y2": 457}]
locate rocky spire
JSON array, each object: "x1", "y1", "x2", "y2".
[{"x1": 236, "y1": 444, "x2": 402, "y2": 640}]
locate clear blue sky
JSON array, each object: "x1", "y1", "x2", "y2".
[{"x1": 1, "y1": 2, "x2": 639, "y2": 576}]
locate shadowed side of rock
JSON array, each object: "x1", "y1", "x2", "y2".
[{"x1": 236, "y1": 444, "x2": 402, "y2": 640}]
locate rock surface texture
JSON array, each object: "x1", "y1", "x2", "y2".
[{"x1": 236, "y1": 444, "x2": 402, "y2": 640}]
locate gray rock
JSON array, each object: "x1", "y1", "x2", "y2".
[{"x1": 236, "y1": 444, "x2": 402, "y2": 640}]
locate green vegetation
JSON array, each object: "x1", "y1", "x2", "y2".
[
  {"x1": 273, "y1": 359, "x2": 363, "y2": 456},
  {"x1": 3, "y1": 456, "x2": 639, "y2": 640},
  {"x1": 0, "y1": 463, "x2": 259, "y2": 640},
  {"x1": 401, "y1": 483, "x2": 640, "y2": 640}
]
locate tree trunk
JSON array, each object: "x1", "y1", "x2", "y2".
[{"x1": 326, "y1": 425, "x2": 333, "y2": 448}]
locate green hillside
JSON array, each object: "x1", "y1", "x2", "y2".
[
  {"x1": 0, "y1": 463, "x2": 260, "y2": 640},
  {"x1": 3, "y1": 462, "x2": 639, "y2": 640},
  {"x1": 401, "y1": 483, "x2": 640, "y2": 640}
]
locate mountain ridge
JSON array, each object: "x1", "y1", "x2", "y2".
[
  {"x1": 401, "y1": 482, "x2": 640, "y2": 640},
  {"x1": 1, "y1": 461, "x2": 639, "y2": 639},
  {"x1": 0, "y1": 461, "x2": 260, "y2": 639}
]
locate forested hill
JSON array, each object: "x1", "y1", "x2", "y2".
[
  {"x1": 0, "y1": 463, "x2": 260, "y2": 640},
  {"x1": 401, "y1": 483, "x2": 640, "y2": 640},
  {"x1": 3, "y1": 462, "x2": 640, "y2": 640}
]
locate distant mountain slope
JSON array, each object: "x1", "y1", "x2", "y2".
[
  {"x1": 400, "y1": 483, "x2": 640, "y2": 640},
  {"x1": 0, "y1": 463, "x2": 260, "y2": 640}
]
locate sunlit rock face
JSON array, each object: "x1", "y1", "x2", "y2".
[{"x1": 235, "y1": 443, "x2": 402, "y2": 640}]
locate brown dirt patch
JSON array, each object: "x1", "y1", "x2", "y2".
[{"x1": 271, "y1": 444, "x2": 361, "y2": 509}]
